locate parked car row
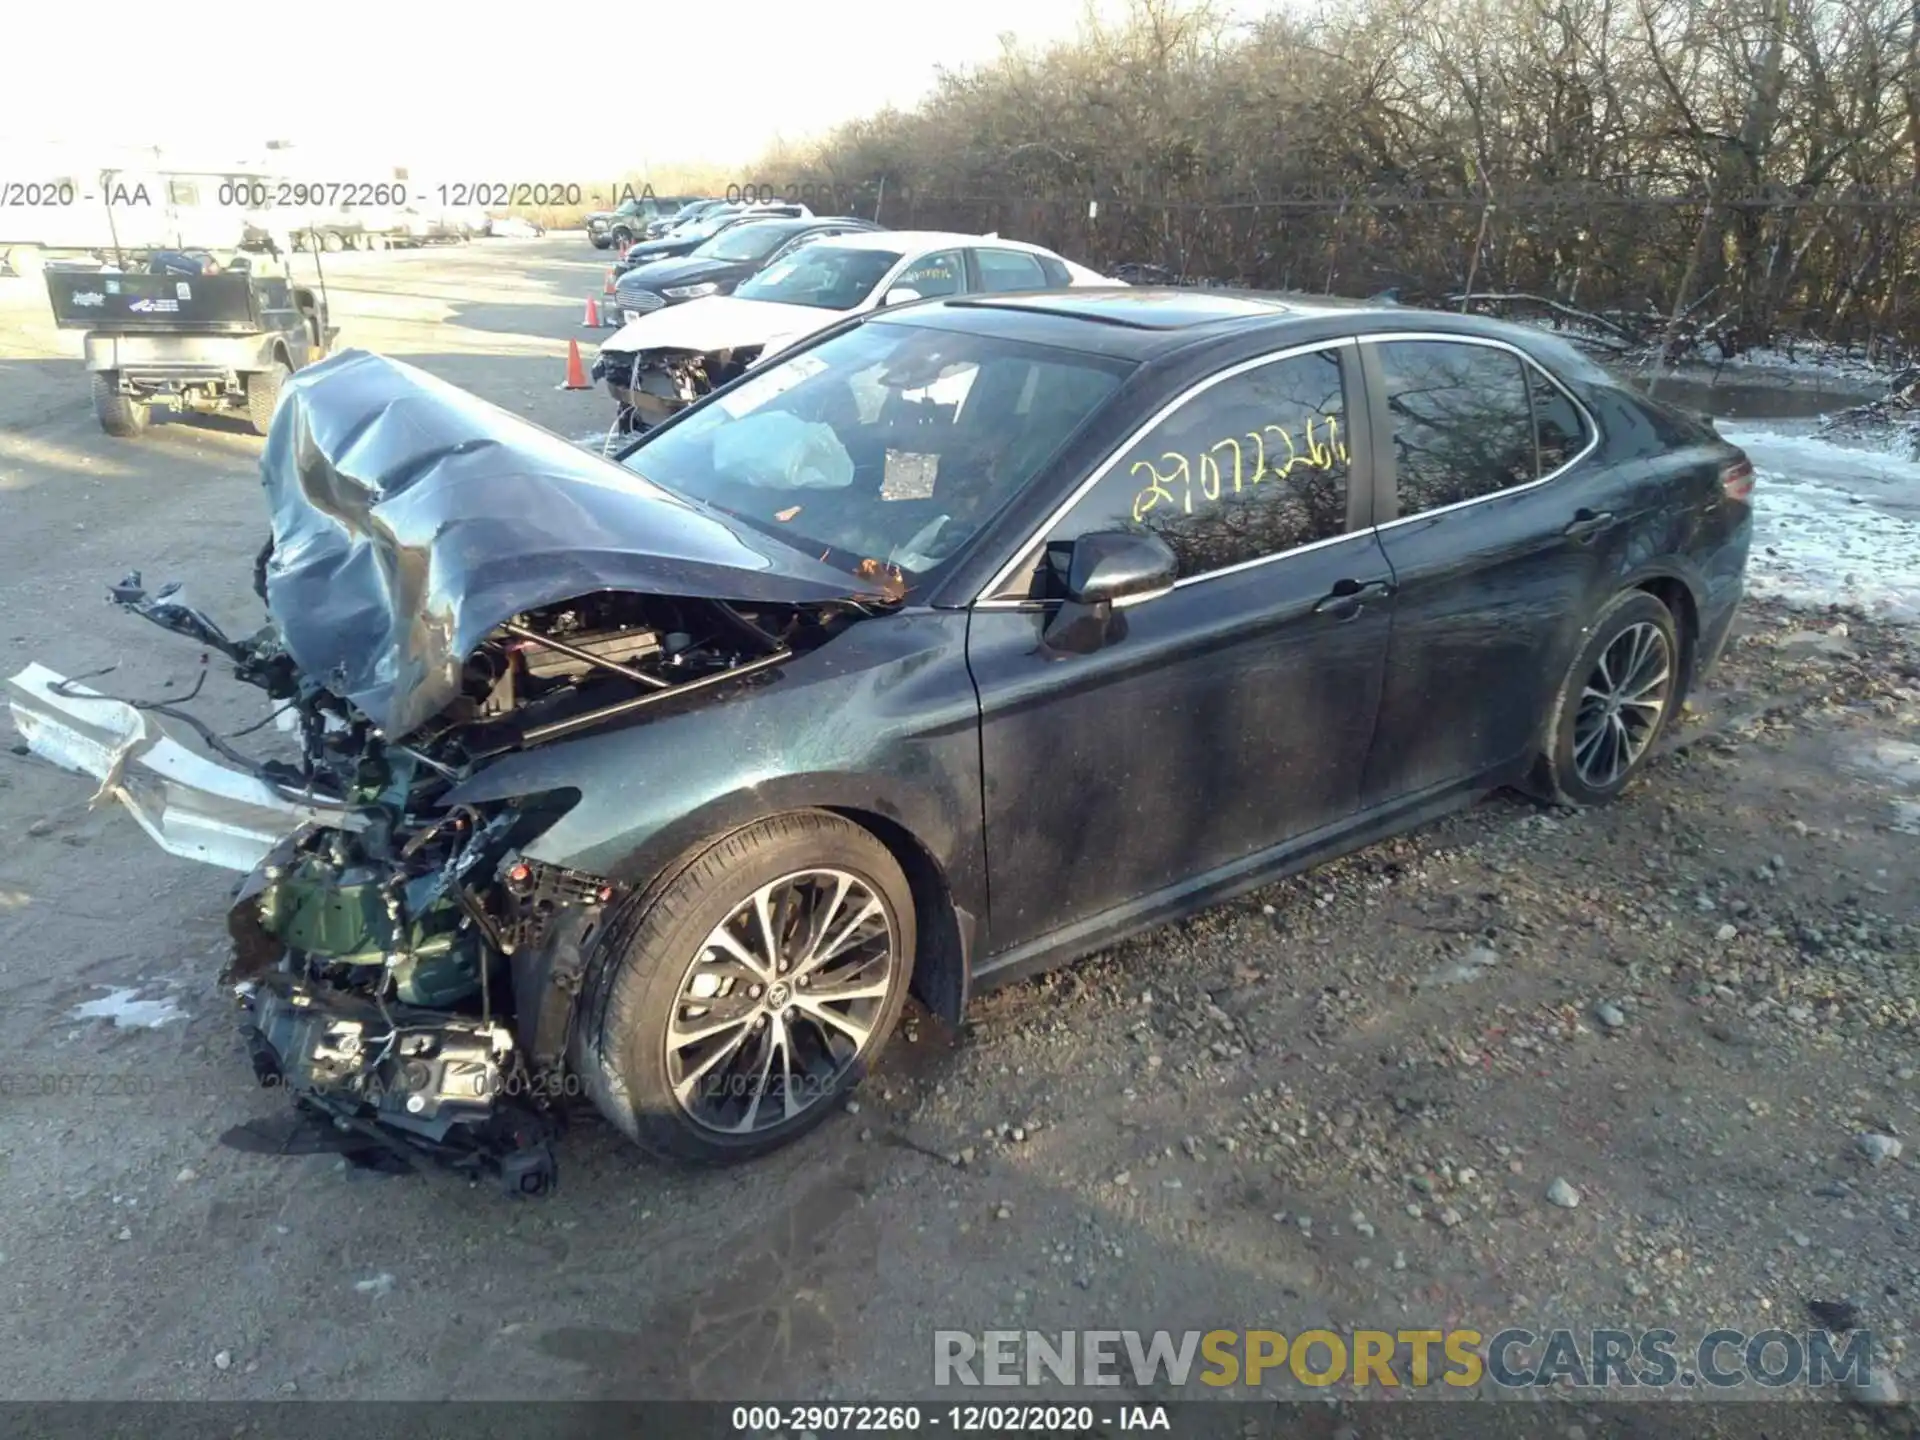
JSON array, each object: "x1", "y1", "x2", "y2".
[
  {"x1": 611, "y1": 215, "x2": 885, "y2": 321},
  {"x1": 586, "y1": 194, "x2": 708, "y2": 250},
  {"x1": 611, "y1": 202, "x2": 816, "y2": 277},
  {"x1": 638, "y1": 198, "x2": 734, "y2": 241},
  {"x1": 281, "y1": 207, "x2": 542, "y2": 253},
  {"x1": 593, "y1": 229, "x2": 1116, "y2": 430}
]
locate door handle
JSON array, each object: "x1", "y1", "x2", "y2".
[
  {"x1": 1563, "y1": 509, "x2": 1616, "y2": 542},
  {"x1": 1313, "y1": 579, "x2": 1394, "y2": 618}
]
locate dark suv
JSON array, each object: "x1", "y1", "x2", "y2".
[{"x1": 586, "y1": 195, "x2": 705, "y2": 250}]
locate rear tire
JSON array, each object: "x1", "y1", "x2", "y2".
[
  {"x1": 576, "y1": 811, "x2": 915, "y2": 1165},
  {"x1": 247, "y1": 360, "x2": 290, "y2": 436},
  {"x1": 1522, "y1": 590, "x2": 1681, "y2": 807},
  {"x1": 92, "y1": 373, "x2": 149, "y2": 437},
  {"x1": 321, "y1": 231, "x2": 344, "y2": 253}
]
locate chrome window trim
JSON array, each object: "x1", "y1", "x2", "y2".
[
  {"x1": 972, "y1": 337, "x2": 1361, "y2": 605},
  {"x1": 1356, "y1": 331, "x2": 1602, "y2": 534},
  {"x1": 973, "y1": 527, "x2": 1379, "y2": 611}
]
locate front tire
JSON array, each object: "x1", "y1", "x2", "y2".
[
  {"x1": 578, "y1": 812, "x2": 915, "y2": 1164},
  {"x1": 92, "y1": 373, "x2": 149, "y2": 437},
  {"x1": 1524, "y1": 590, "x2": 1681, "y2": 806}
]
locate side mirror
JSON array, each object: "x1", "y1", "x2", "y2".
[
  {"x1": 1041, "y1": 530, "x2": 1176, "y2": 656},
  {"x1": 1064, "y1": 530, "x2": 1178, "y2": 606},
  {"x1": 883, "y1": 287, "x2": 922, "y2": 307}
]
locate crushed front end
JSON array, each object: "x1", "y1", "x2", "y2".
[
  {"x1": 592, "y1": 345, "x2": 759, "y2": 429},
  {"x1": 6, "y1": 349, "x2": 889, "y2": 1196},
  {"x1": 90, "y1": 573, "x2": 812, "y2": 1195},
  {"x1": 226, "y1": 808, "x2": 613, "y2": 1197}
]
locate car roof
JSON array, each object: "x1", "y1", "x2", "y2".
[
  {"x1": 715, "y1": 216, "x2": 823, "y2": 235},
  {"x1": 804, "y1": 230, "x2": 1046, "y2": 255},
  {"x1": 945, "y1": 287, "x2": 1377, "y2": 328},
  {"x1": 719, "y1": 216, "x2": 875, "y2": 236},
  {"x1": 874, "y1": 286, "x2": 1584, "y2": 365}
]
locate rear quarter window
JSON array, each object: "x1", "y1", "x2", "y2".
[
  {"x1": 1527, "y1": 364, "x2": 1593, "y2": 472},
  {"x1": 1632, "y1": 394, "x2": 1724, "y2": 447}
]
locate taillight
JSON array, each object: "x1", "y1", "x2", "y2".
[{"x1": 1720, "y1": 454, "x2": 1755, "y2": 502}]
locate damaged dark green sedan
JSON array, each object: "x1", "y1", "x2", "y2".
[
  {"x1": 9, "y1": 290, "x2": 1750, "y2": 1196},
  {"x1": 10, "y1": 344, "x2": 979, "y2": 1194}
]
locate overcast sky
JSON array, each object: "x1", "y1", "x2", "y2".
[{"x1": 2, "y1": 0, "x2": 1126, "y2": 177}]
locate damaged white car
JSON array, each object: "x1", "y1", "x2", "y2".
[{"x1": 590, "y1": 230, "x2": 1116, "y2": 430}]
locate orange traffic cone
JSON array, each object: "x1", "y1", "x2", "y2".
[
  {"x1": 561, "y1": 338, "x2": 591, "y2": 390},
  {"x1": 583, "y1": 296, "x2": 600, "y2": 327},
  {"x1": 602, "y1": 268, "x2": 616, "y2": 295}
]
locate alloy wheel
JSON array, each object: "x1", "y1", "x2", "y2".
[
  {"x1": 1572, "y1": 620, "x2": 1672, "y2": 788},
  {"x1": 666, "y1": 868, "x2": 897, "y2": 1134}
]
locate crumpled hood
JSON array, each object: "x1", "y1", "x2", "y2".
[
  {"x1": 260, "y1": 349, "x2": 882, "y2": 738},
  {"x1": 600, "y1": 295, "x2": 843, "y2": 359}
]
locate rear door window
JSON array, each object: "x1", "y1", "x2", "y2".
[
  {"x1": 974, "y1": 248, "x2": 1050, "y2": 292},
  {"x1": 1375, "y1": 340, "x2": 1537, "y2": 515}
]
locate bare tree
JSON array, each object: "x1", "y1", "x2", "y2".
[{"x1": 763, "y1": 0, "x2": 1920, "y2": 355}]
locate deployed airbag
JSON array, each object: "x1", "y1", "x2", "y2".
[{"x1": 710, "y1": 411, "x2": 855, "y2": 490}]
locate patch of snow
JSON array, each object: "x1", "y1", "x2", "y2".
[
  {"x1": 1712, "y1": 342, "x2": 1906, "y2": 385},
  {"x1": 68, "y1": 986, "x2": 185, "y2": 1029},
  {"x1": 1840, "y1": 739, "x2": 1920, "y2": 837},
  {"x1": 1722, "y1": 425, "x2": 1920, "y2": 625},
  {"x1": 1855, "y1": 739, "x2": 1920, "y2": 787}
]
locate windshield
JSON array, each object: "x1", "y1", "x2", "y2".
[
  {"x1": 621, "y1": 320, "x2": 1131, "y2": 585},
  {"x1": 671, "y1": 209, "x2": 741, "y2": 241},
  {"x1": 696, "y1": 223, "x2": 800, "y2": 263},
  {"x1": 735, "y1": 244, "x2": 905, "y2": 311}
]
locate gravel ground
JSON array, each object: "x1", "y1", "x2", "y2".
[{"x1": 0, "y1": 240, "x2": 1916, "y2": 1414}]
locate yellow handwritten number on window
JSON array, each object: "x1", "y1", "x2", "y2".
[{"x1": 1132, "y1": 415, "x2": 1346, "y2": 523}]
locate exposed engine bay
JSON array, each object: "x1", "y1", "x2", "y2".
[
  {"x1": 103, "y1": 571, "x2": 871, "y2": 1195},
  {"x1": 593, "y1": 345, "x2": 760, "y2": 430},
  {"x1": 5, "y1": 349, "x2": 893, "y2": 1196}
]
